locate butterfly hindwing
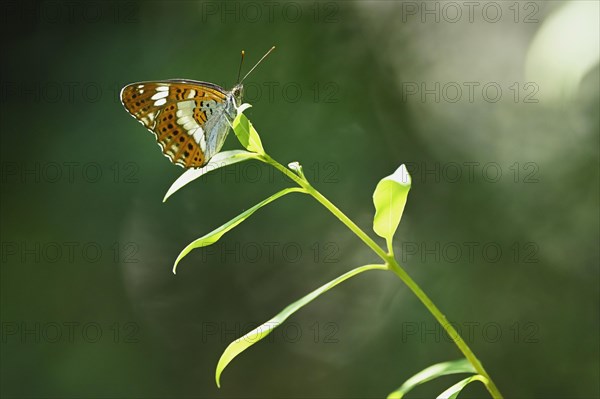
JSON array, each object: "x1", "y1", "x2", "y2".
[
  {"x1": 154, "y1": 105, "x2": 205, "y2": 168},
  {"x1": 120, "y1": 80, "x2": 232, "y2": 168}
]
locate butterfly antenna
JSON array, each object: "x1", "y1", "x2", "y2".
[
  {"x1": 240, "y1": 46, "x2": 276, "y2": 83},
  {"x1": 236, "y1": 50, "x2": 245, "y2": 84}
]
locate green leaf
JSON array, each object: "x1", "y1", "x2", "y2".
[
  {"x1": 215, "y1": 263, "x2": 387, "y2": 388},
  {"x1": 172, "y1": 187, "x2": 305, "y2": 273},
  {"x1": 436, "y1": 375, "x2": 488, "y2": 399},
  {"x1": 387, "y1": 359, "x2": 476, "y2": 399},
  {"x1": 372, "y1": 164, "x2": 411, "y2": 251},
  {"x1": 232, "y1": 109, "x2": 264, "y2": 154},
  {"x1": 237, "y1": 103, "x2": 252, "y2": 114},
  {"x1": 163, "y1": 150, "x2": 260, "y2": 202}
]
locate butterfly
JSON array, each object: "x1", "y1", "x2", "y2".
[{"x1": 120, "y1": 46, "x2": 275, "y2": 168}]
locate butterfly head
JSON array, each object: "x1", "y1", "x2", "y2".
[{"x1": 231, "y1": 83, "x2": 244, "y2": 106}]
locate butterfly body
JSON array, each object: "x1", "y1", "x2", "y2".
[{"x1": 121, "y1": 80, "x2": 243, "y2": 168}]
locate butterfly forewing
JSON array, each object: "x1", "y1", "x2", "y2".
[{"x1": 120, "y1": 80, "x2": 231, "y2": 168}]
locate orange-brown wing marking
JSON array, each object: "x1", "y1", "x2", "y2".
[
  {"x1": 151, "y1": 103, "x2": 205, "y2": 168},
  {"x1": 158, "y1": 129, "x2": 204, "y2": 168},
  {"x1": 121, "y1": 81, "x2": 226, "y2": 168},
  {"x1": 121, "y1": 82, "x2": 225, "y2": 129}
]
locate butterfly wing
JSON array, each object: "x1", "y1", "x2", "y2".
[{"x1": 120, "y1": 80, "x2": 234, "y2": 168}]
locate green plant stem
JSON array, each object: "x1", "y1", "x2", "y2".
[
  {"x1": 261, "y1": 154, "x2": 388, "y2": 260},
  {"x1": 260, "y1": 154, "x2": 504, "y2": 399},
  {"x1": 386, "y1": 259, "x2": 503, "y2": 399}
]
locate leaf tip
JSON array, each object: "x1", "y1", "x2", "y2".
[
  {"x1": 394, "y1": 164, "x2": 412, "y2": 187},
  {"x1": 172, "y1": 258, "x2": 180, "y2": 274},
  {"x1": 237, "y1": 103, "x2": 252, "y2": 115},
  {"x1": 215, "y1": 355, "x2": 228, "y2": 388},
  {"x1": 163, "y1": 184, "x2": 175, "y2": 203}
]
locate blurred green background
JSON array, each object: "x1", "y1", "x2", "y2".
[{"x1": 1, "y1": 1, "x2": 598, "y2": 398}]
